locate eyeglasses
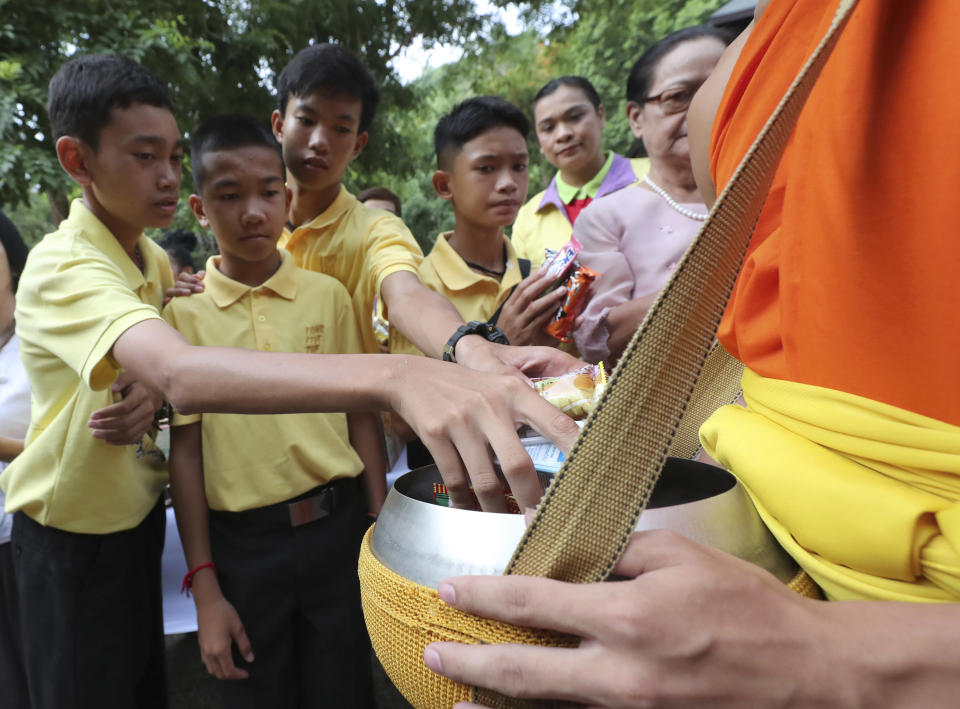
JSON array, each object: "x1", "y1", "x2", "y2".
[{"x1": 643, "y1": 86, "x2": 699, "y2": 115}]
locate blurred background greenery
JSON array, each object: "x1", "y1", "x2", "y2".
[{"x1": 0, "y1": 0, "x2": 728, "y2": 260}]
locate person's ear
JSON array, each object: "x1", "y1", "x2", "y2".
[
  {"x1": 432, "y1": 169, "x2": 453, "y2": 201},
  {"x1": 56, "y1": 136, "x2": 93, "y2": 186},
  {"x1": 626, "y1": 101, "x2": 644, "y2": 140},
  {"x1": 597, "y1": 103, "x2": 607, "y2": 128},
  {"x1": 351, "y1": 131, "x2": 369, "y2": 160},
  {"x1": 284, "y1": 185, "x2": 293, "y2": 213},
  {"x1": 270, "y1": 109, "x2": 285, "y2": 142},
  {"x1": 188, "y1": 194, "x2": 210, "y2": 228}
]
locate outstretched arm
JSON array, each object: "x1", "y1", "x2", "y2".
[
  {"x1": 380, "y1": 270, "x2": 466, "y2": 360},
  {"x1": 381, "y1": 270, "x2": 582, "y2": 378},
  {"x1": 104, "y1": 318, "x2": 579, "y2": 511}
]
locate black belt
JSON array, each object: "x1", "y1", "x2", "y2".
[{"x1": 210, "y1": 477, "x2": 358, "y2": 528}]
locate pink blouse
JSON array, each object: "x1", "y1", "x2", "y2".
[{"x1": 572, "y1": 184, "x2": 705, "y2": 363}]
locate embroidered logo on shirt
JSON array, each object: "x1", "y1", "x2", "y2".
[{"x1": 305, "y1": 324, "x2": 325, "y2": 353}]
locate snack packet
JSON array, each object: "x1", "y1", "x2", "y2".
[
  {"x1": 531, "y1": 363, "x2": 607, "y2": 420},
  {"x1": 546, "y1": 264, "x2": 599, "y2": 342},
  {"x1": 371, "y1": 294, "x2": 390, "y2": 351},
  {"x1": 541, "y1": 236, "x2": 582, "y2": 285},
  {"x1": 431, "y1": 482, "x2": 522, "y2": 514}
]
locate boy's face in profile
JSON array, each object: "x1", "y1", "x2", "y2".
[
  {"x1": 437, "y1": 126, "x2": 529, "y2": 230},
  {"x1": 74, "y1": 103, "x2": 183, "y2": 236},
  {"x1": 189, "y1": 146, "x2": 290, "y2": 265},
  {"x1": 271, "y1": 91, "x2": 368, "y2": 194}
]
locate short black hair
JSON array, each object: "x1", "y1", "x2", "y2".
[
  {"x1": 532, "y1": 76, "x2": 602, "y2": 115},
  {"x1": 626, "y1": 26, "x2": 732, "y2": 103},
  {"x1": 158, "y1": 229, "x2": 197, "y2": 272},
  {"x1": 48, "y1": 54, "x2": 174, "y2": 151},
  {"x1": 190, "y1": 114, "x2": 283, "y2": 193},
  {"x1": 434, "y1": 96, "x2": 529, "y2": 168},
  {"x1": 0, "y1": 210, "x2": 29, "y2": 294},
  {"x1": 276, "y1": 44, "x2": 380, "y2": 134},
  {"x1": 357, "y1": 186, "x2": 402, "y2": 218}
]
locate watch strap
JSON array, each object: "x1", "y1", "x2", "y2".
[{"x1": 442, "y1": 321, "x2": 509, "y2": 362}]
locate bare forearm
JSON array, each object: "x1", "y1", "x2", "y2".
[
  {"x1": 163, "y1": 349, "x2": 397, "y2": 416},
  {"x1": 605, "y1": 293, "x2": 659, "y2": 362},
  {"x1": 824, "y1": 600, "x2": 960, "y2": 708},
  {"x1": 347, "y1": 411, "x2": 388, "y2": 515},
  {"x1": 112, "y1": 319, "x2": 399, "y2": 416},
  {"x1": 168, "y1": 424, "x2": 220, "y2": 601},
  {"x1": 382, "y1": 271, "x2": 464, "y2": 359},
  {"x1": 0, "y1": 435, "x2": 24, "y2": 463}
]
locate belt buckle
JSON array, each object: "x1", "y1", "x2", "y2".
[{"x1": 288, "y1": 487, "x2": 334, "y2": 527}]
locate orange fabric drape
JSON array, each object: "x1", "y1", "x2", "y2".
[{"x1": 710, "y1": 0, "x2": 960, "y2": 427}]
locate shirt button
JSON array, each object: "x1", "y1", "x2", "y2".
[{"x1": 258, "y1": 315, "x2": 266, "y2": 322}]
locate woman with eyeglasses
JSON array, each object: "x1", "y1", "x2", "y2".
[
  {"x1": 511, "y1": 77, "x2": 649, "y2": 268},
  {"x1": 572, "y1": 26, "x2": 730, "y2": 366}
]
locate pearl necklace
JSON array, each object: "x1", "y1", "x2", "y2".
[{"x1": 643, "y1": 175, "x2": 708, "y2": 221}]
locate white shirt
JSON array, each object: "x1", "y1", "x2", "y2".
[{"x1": 0, "y1": 333, "x2": 31, "y2": 543}]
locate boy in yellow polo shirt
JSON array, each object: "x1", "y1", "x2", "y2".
[
  {"x1": 7, "y1": 54, "x2": 580, "y2": 709},
  {"x1": 172, "y1": 45, "x2": 576, "y2": 375},
  {"x1": 391, "y1": 97, "x2": 567, "y2": 357},
  {"x1": 163, "y1": 114, "x2": 381, "y2": 707}
]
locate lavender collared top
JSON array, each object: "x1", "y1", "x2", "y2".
[{"x1": 572, "y1": 184, "x2": 706, "y2": 364}]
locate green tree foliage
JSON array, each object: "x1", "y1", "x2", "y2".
[
  {"x1": 0, "y1": 0, "x2": 503, "y2": 241},
  {"x1": 0, "y1": 0, "x2": 728, "y2": 247}
]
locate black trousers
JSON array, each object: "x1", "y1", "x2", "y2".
[
  {"x1": 12, "y1": 501, "x2": 166, "y2": 709},
  {"x1": 208, "y1": 477, "x2": 375, "y2": 709},
  {"x1": 0, "y1": 540, "x2": 28, "y2": 708}
]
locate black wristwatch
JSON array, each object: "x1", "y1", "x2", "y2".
[{"x1": 442, "y1": 321, "x2": 510, "y2": 362}]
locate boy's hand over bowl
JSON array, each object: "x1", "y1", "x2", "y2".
[{"x1": 389, "y1": 355, "x2": 578, "y2": 512}]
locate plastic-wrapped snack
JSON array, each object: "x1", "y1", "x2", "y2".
[
  {"x1": 546, "y1": 264, "x2": 599, "y2": 342},
  {"x1": 371, "y1": 294, "x2": 390, "y2": 352},
  {"x1": 541, "y1": 236, "x2": 582, "y2": 285},
  {"x1": 531, "y1": 363, "x2": 607, "y2": 420},
  {"x1": 431, "y1": 482, "x2": 521, "y2": 513}
]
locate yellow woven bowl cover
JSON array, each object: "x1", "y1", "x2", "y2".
[
  {"x1": 358, "y1": 527, "x2": 577, "y2": 708},
  {"x1": 359, "y1": 525, "x2": 821, "y2": 708}
]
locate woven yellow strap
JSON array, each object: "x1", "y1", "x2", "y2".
[{"x1": 475, "y1": 4, "x2": 858, "y2": 702}]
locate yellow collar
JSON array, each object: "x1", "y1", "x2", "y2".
[
  {"x1": 428, "y1": 232, "x2": 523, "y2": 292},
  {"x1": 282, "y1": 187, "x2": 356, "y2": 248},
  {"x1": 203, "y1": 250, "x2": 298, "y2": 308},
  {"x1": 68, "y1": 199, "x2": 158, "y2": 290}
]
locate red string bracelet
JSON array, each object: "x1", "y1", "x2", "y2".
[{"x1": 181, "y1": 562, "x2": 216, "y2": 596}]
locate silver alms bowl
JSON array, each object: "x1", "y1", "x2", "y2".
[{"x1": 370, "y1": 458, "x2": 798, "y2": 588}]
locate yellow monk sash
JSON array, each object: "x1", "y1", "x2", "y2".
[{"x1": 700, "y1": 368, "x2": 960, "y2": 602}]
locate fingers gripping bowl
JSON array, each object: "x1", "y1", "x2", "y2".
[{"x1": 358, "y1": 459, "x2": 802, "y2": 708}]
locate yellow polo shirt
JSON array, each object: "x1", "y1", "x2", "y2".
[
  {"x1": 390, "y1": 232, "x2": 523, "y2": 356},
  {"x1": 163, "y1": 252, "x2": 364, "y2": 512},
  {"x1": 279, "y1": 187, "x2": 422, "y2": 354},
  {"x1": 3, "y1": 200, "x2": 173, "y2": 533}
]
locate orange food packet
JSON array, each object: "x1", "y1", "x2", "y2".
[{"x1": 546, "y1": 264, "x2": 599, "y2": 342}]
